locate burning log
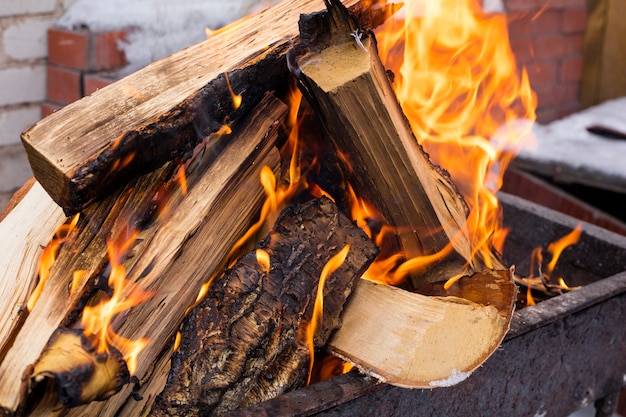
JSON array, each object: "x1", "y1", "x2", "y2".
[
  {"x1": 287, "y1": 0, "x2": 516, "y2": 386},
  {"x1": 20, "y1": 0, "x2": 399, "y2": 214},
  {"x1": 150, "y1": 196, "x2": 378, "y2": 416},
  {"x1": 0, "y1": 180, "x2": 65, "y2": 360},
  {"x1": 0, "y1": 94, "x2": 286, "y2": 416},
  {"x1": 292, "y1": 0, "x2": 482, "y2": 288}
]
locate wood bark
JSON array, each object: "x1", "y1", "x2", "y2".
[
  {"x1": 0, "y1": 94, "x2": 286, "y2": 416},
  {"x1": 150, "y1": 197, "x2": 378, "y2": 416},
  {"x1": 293, "y1": 0, "x2": 479, "y2": 288},
  {"x1": 20, "y1": 0, "x2": 399, "y2": 214}
]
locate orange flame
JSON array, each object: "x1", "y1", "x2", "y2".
[
  {"x1": 306, "y1": 244, "x2": 350, "y2": 385},
  {"x1": 27, "y1": 213, "x2": 81, "y2": 312},
  {"x1": 256, "y1": 249, "x2": 271, "y2": 274},
  {"x1": 371, "y1": 0, "x2": 536, "y2": 280},
  {"x1": 545, "y1": 223, "x2": 583, "y2": 276},
  {"x1": 224, "y1": 72, "x2": 243, "y2": 110},
  {"x1": 80, "y1": 228, "x2": 152, "y2": 375}
]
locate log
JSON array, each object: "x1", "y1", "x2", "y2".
[
  {"x1": 293, "y1": 0, "x2": 481, "y2": 288},
  {"x1": 0, "y1": 179, "x2": 65, "y2": 361},
  {"x1": 0, "y1": 94, "x2": 287, "y2": 416},
  {"x1": 329, "y1": 269, "x2": 516, "y2": 388},
  {"x1": 20, "y1": 0, "x2": 400, "y2": 214},
  {"x1": 289, "y1": 1, "x2": 516, "y2": 386},
  {"x1": 150, "y1": 197, "x2": 379, "y2": 416}
]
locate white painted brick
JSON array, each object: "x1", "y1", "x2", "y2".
[
  {"x1": 0, "y1": 145, "x2": 32, "y2": 192},
  {"x1": 0, "y1": 106, "x2": 41, "y2": 146},
  {"x1": 3, "y1": 17, "x2": 58, "y2": 60},
  {"x1": 0, "y1": 0, "x2": 56, "y2": 17},
  {"x1": 0, "y1": 65, "x2": 46, "y2": 106}
]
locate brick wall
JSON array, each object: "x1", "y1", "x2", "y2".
[
  {"x1": 0, "y1": 0, "x2": 75, "y2": 211},
  {"x1": 504, "y1": 0, "x2": 588, "y2": 123}
]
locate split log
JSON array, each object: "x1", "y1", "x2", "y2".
[
  {"x1": 20, "y1": 0, "x2": 399, "y2": 214},
  {"x1": 329, "y1": 269, "x2": 517, "y2": 388},
  {"x1": 293, "y1": 0, "x2": 480, "y2": 288},
  {"x1": 0, "y1": 180, "x2": 65, "y2": 360},
  {"x1": 0, "y1": 94, "x2": 287, "y2": 416},
  {"x1": 150, "y1": 197, "x2": 379, "y2": 416}
]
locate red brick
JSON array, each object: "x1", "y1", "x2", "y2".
[
  {"x1": 505, "y1": 0, "x2": 586, "y2": 12},
  {"x1": 532, "y1": 34, "x2": 584, "y2": 60},
  {"x1": 46, "y1": 65, "x2": 82, "y2": 105},
  {"x1": 93, "y1": 31, "x2": 127, "y2": 71},
  {"x1": 509, "y1": 38, "x2": 535, "y2": 63},
  {"x1": 83, "y1": 72, "x2": 115, "y2": 96},
  {"x1": 507, "y1": 13, "x2": 532, "y2": 39},
  {"x1": 561, "y1": 8, "x2": 587, "y2": 33},
  {"x1": 530, "y1": 10, "x2": 562, "y2": 35},
  {"x1": 41, "y1": 101, "x2": 63, "y2": 118},
  {"x1": 559, "y1": 56, "x2": 584, "y2": 82},
  {"x1": 534, "y1": 82, "x2": 579, "y2": 108},
  {"x1": 48, "y1": 27, "x2": 89, "y2": 71},
  {"x1": 521, "y1": 60, "x2": 558, "y2": 87}
]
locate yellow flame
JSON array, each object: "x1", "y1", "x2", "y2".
[
  {"x1": 27, "y1": 213, "x2": 81, "y2": 312},
  {"x1": 80, "y1": 228, "x2": 152, "y2": 375},
  {"x1": 306, "y1": 244, "x2": 350, "y2": 385},
  {"x1": 256, "y1": 249, "x2": 271, "y2": 274},
  {"x1": 224, "y1": 72, "x2": 242, "y2": 110},
  {"x1": 545, "y1": 223, "x2": 583, "y2": 276},
  {"x1": 369, "y1": 0, "x2": 536, "y2": 283}
]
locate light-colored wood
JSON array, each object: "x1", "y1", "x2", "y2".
[
  {"x1": 21, "y1": 0, "x2": 360, "y2": 213},
  {"x1": 330, "y1": 269, "x2": 516, "y2": 388},
  {"x1": 0, "y1": 95, "x2": 286, "y2": 415},
  {"x1": 0, "y1": 180, "x2": 66, "y2": 360},
  {"x1": 295, "y1": 2, "x2": 482, "y2": 287}
]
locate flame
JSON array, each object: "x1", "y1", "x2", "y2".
[
  {"x1": 226, "y1": 86, "x2": 307, "y2": 261},
  {"x1": 175, "y1": 164, "x2": 188, "y2": 196},
  {"x1": 80, "y1": 227, "x2": 152, "y2": 375},
  {"x1": 545, "y1": 223, "x2": 583, "y2": 276},
  {"x1": 370, "y1": 0, "x2": 536, "y2": 281},
  {"x1": 256, "y1": 249, "x2": 271, "y2": 274},
  {"x1": 306, "y1": 244, "x2": 350, "y2": 385},
  {"x1": 517, "y1": 224, "x2": 583, "y2": 302},
  {"x1": 27, "y1": 213, "x2": 81, "y2": 311},
  {"x1": 224, "y1": 72, "x2": 243, "y2": 110}
]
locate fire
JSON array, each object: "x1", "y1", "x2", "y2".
[
  {"x1": 80, "y1": 227, "x2": 152, "y2": 375},
  {"x1": 305, "y1": 244, "x2": 350, "y2": 385},
  {"x1": 27, "y1": 213, "x2": 81, "y2": 311},
  {"x1": 224, "y1": 72, "x2": 243, "y2": 110},
  {"x1": 520, "y1": 223, "x2": 583, "y2": 305},
  {"x1": 371, "y1": 0, "x2": 536, "y2": 280}
]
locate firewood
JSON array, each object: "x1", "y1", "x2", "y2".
[
  {"x1": 293, "y1": 0, "x2": 481, "y2": 288},
  {"x1": 0, "y1": 94, "x2": 286, "y2": 416},
  {"x1": 0, "y1": 180, "x2": 65, "y2": 361},
  {"x1": 329, "y1": 269, "x2": 516, "y2": 388},
  {"x1": 150, "y1": 197, "x2": 378, "y2": 416},
  {"x1": 20, "y1": 0, "x2": 400, "y2": 214},
  {"x1": 289, "y1": 0, "x2": 516, "y2": 386}
]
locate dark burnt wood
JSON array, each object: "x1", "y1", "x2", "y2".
[{"x1": 150, "y1": 197, "x2": 378, "y2": 416}]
